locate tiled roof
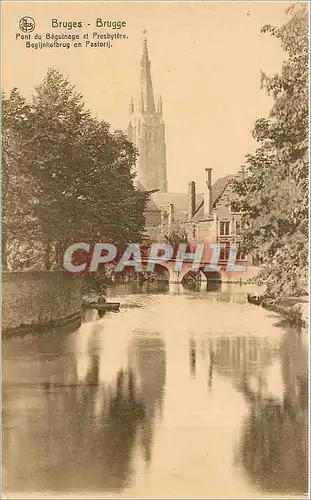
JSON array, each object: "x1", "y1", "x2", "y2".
[
  {"x1": 144, "y1": 174, "x2": 233, "y2": 220},
  {"x1": 190, "y1": 175, "x2": 233, "y2": 222},
  {"x1": 211, "y1": 175, "x2": 233, "y2": 206}
]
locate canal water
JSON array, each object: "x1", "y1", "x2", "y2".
[{"x1": 2, "y1": 283, "x2": 308, "y2": 498}]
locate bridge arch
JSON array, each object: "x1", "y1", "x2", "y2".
[
  {"x1": 148, "y1": 263, "x2": 170, "y2": 282},
  {"x1": 110, "y1": 261, "x2": 223, "y2": 288},
  {"x1": 111, "y1": 263, "x2": 170, "y2": 284},
  {"x1": 200, "y1": 267, "x2": 222, "y2": 291}
]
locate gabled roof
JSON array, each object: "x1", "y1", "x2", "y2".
[
  {"x1": 143, "y1": 174, "x2": 233, "y2": 219},
  {"x1": 190, "y1": 175, "x2": 233, "y2": 222},
  {"x1": 211, "y1": 175, "x2": 233, "y2": 206}
]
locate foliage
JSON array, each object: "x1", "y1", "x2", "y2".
[
  {"x1": 164, "y1": 228, "x2": 189, "y2": 245},
  {"x1": 81, "y1": 268, "x2": 112, "y2": 295},
  {"x1": 2, "y1": 69, "x2": 150, "y2": 270},
  {"x1": 232, "y1": 5, "x2": 308, "y2": 297},
  {"x1": 2, "y1": 89, "x2": 39, "y2": 268}
]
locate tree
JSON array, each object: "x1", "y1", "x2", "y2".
[
  {"x1": 2, "y1": 89, "x2": 40, "y2": 269},
  {"x1": 232, "y1": 5, "x2": 308, "y2": 297},
  {"x1": 164, "y1": 228, "x2": 189, "y2": 246},
  {"x1": 2, "y1": 69, "x2": 150, "y2": 270}
]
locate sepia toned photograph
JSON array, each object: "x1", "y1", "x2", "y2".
[{"x1": 1, "y1": 1, "x2": 309, "y2": 498}]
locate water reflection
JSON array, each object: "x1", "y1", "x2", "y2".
[
  {"x1": 208, "y1": 335, "x2": 273, "y2": 383},
  {"x1": 238, "y1": 327, "x2": 308, "y2": 494},
  {"x1": 111, "y1": 281, "x2": 170, "y2": 296},
  {"x1": 202, "y1": 323, "x2": 308, "y2": 495},
  {"x1": 97, "y1": 308, "x2": 106, "y2": 319},
  {"x1": 2, "y1": 284, "x2": 308, "y2": 498},
  {"x1": 3, "y1": 320, "x2": 166, "y2": 493}
]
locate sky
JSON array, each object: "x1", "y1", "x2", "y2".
[{"x1": 2, "y1": 1, "x2": 293, "y2": 192}]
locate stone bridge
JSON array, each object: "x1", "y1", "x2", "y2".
[{"x1": 111, "y1": 257, "x2": 259, "y2": 285}]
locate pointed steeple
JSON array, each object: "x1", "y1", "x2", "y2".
[
  {"x1": 128, "y1": 32, "x2": 168, "y2": 193},
  {"x1": 140, "y1": 33, "x2": 155, "y2": 113}
]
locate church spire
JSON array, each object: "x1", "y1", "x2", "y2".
[
  {"x1": 128, "y1": 33, "x2": 168, "y2": 193},
  {"x1": 140, "y1": 33, "x2": 155, "y2": 113}
]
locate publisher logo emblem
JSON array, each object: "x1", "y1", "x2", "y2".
[{"x1": 19, "y1": 17, "x2": 35, "y2": 33}]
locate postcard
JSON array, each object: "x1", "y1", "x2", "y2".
[{"x1": 2, "y1": 1, "x2": 309, "y2": 498}]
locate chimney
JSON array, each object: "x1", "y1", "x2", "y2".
[
  {"x1": 168, "y1": 203, "x2": 174, "y2": 225},
  {"x1": 188, "y1": 181, "x2": 196, "y2": 221},
  {"x1": 204, "y1": 168, "x2": 213, "y2": 219}
]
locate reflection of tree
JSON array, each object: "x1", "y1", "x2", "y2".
[
  {"x1": 63, "y1": 336, "x2": 166, "y2": 489},
  {"x1": 189, "y1": 339, "x2": 196, "y2": 378},
  {"x1": 84, "y1": 367, "x2": 147, "y2": 491},
  {"x1": 133, "y1": 338, "x2": 166, "y2": 463},
  {"x1": 208, "y1": 335, "x2": 272, "y2": 383},
  {"x1": 206, "y1": 331, "x2": 307, "y2": 493},
  {"x1": 3, "y1": 331, "x2": 166, "y2": 494},
  {"x1": 23, "y1": 364, "x2": 144, "y2": 493},
  {"x1": 208, "y1": 346, "x2": 214, "y2": 389},
  {"x1": 238, "y1": 329, "x2": 308, "y2": 495}
]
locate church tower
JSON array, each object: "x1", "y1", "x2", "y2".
[{"x1": 128, "y1": 35, "x2": 168, "y2": 193}]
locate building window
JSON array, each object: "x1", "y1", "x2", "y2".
[
  {"x1": 220, "y1": 242, "x2": 231, "y2": 261},
  {"x1": 219, "y1": 221, "x2": 230, "y2": 236}
]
